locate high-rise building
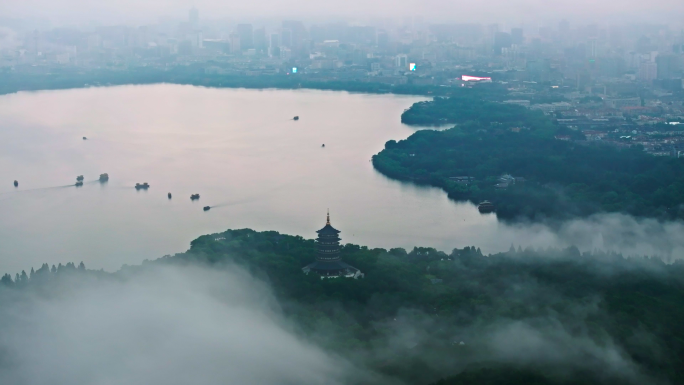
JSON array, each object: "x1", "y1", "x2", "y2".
[
  {"x1": 280, "y1": 28, "x2": 292, "y2": 48},
  {"x1": 638, "y1": 61, "x2": 658, "y2": 82},
  {"x1": 281, "y1": 20, "x2": 306, "y2": 50},
  {"x1": 539, "y1": 27, "x2": 553, "y2": 39},
  {"x1": 29, "y1": 29, "x2": 43, "y2": 58},
  {"x1": 253, "y1": 28, "x2": 266, "y2": 52},
  {"x1": 609, "y1": 26, "x2": 623, "y2": 48},
  {"x1": 87, "y1": 34, "x2": 101, "y2": 50},
  {"x1": 588, "y1": 38, "x2": 597, "y2": 58},
  {"x1": 395, "y1": 54, "x2": 408, "y2": 68},
  {"x1": 189, "y1": 7, "x2": 199, "y2": 29},
  {"x1": 309, "y1": 25, "x2": 326, "y2": 43},
  {"x1": 348, "y1": 26, "x2": 376, "y2": 45},
  {"x1": 268, "y1": 33, "x2": 280, "y2": 57},
  {"x1": 511, "y1": 28, "x2": 524, "y2": 45},
  {"x1": 494, "y1": 32, "x2": 512, "y2": 55},
  {"x1": 190, "y1": 30, "x2": 203, "y2": 48},
  {"x1": 325, "y1": 22, "x2": 347, "y2": 41},
  {"x1": 280, "y1": 46, "x2": 291, "y2": 61},
  {"x1": 229, "y1": 33, "x2": 241, "y2": 53},
  {"x1": 527, "y1": 59, "x2": 551, "y2": 82},
  {"x1": 487, "y1": 24, "x2": 499, "y2": 44},
  {"x1": 636, "y1": 36, "x2": 654, "y2": 54},
  {"x1": 178, "y1": 40, "x2": 193, "y2": 55},
  {"x1": 576, "y1": 71, "x2": 591, "y2": 90},
  {"x1": 586, "y1": 24, "x2": 599, "y2": 39},
  {"x1": 656, "y1": 54, "x2": 681, "y2": 79},
  {"x1": 269, "y1": 33, "x2": 280, "y2": 49},
  {"x1": 236, "y1": 24, "x2": 253, "y2": 50},
  {"x1": 377, "y1": 30, "x2": 389, "y2": 48}
]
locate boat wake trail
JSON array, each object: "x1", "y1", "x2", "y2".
[
  {"x1": 1, "y1": 184, "x2": 74, "y2": 195},
  {"x1": 1, "y1": 179, "x2": 111, "y2": 195},
  {"x1": 207, "y1": 196, "x2": 260, "y2": 209},
  {"x1": 206, "y1": 182, "x2": 296, "y2": 210}
]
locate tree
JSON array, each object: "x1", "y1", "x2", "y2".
[
  {"x1": 375, "y1": 95, "x2": 684, "y2": 222},
  {"x1": 0, "y1": 273, "x2": 13, "y2": 286}
]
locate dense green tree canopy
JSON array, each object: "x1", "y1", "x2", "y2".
[
  {"x1": 376, "y1": 95, "x2": 684, "y2": 221},
  {"x1": 5, "y1": 229, "x2": 682, "y2": 385}
]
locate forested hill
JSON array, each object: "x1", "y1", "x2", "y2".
[
  {"x1": 3, "y1": 228, "x2": 684, "y2": 385},
  {"x1": 374, "y1": 95, "x2": 684, "y2": 221}
]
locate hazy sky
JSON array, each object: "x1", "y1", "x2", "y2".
[{"x1": 1, "y1": 0, "x2": 683, "y2": 25}]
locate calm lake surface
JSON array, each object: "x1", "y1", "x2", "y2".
[{"x1": 0, "y1": 85, "x2": 536, "y2": 273}]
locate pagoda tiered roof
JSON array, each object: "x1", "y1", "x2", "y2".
[{"x1": 302, "y1": 211, "x2": 364, "y2": 279}]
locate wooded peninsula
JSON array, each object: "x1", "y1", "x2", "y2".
[{"x1": 373, "y1": 91, "x2": 684, "y2": 221}]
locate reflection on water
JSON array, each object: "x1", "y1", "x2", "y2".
[{"x1": 2, "y1": 85, "x2": 677, "y2": 273}]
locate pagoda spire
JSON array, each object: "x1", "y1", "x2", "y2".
[{"x1": 302, "y1": 210, "x2": 363, "y2": 279}]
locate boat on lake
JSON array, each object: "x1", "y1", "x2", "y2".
[
  {"x1": 190, "y1": 194, "x2": 200, "y2": 200},
  {"x1": 13, "y1": 180, "x2": 18, "y2": 187},
  {"x1": 76, "y1": 175, "x2": 84, "y2": 182},
  {"x1": 322, "y1": 144, "x2": 325, "y2": 147},
  {"x1": 135, "y1": 183, "x2": 150, "y2": 190},
  {"x1": 293, "y1": 116, "x2": 299, "y2": 121},
  {"x1": 203, "y1": 206, "x2": 211, "y2": 211},
  {"x1": 168, "y1": 192, "x2": 172, "y2": 199},
  {"x1": 83, "y1": 137, "x2": 87, "y2": 140},
  {"x1": 99, "y1": 173, "x2": 109, "y2": 182},
  {"x1": 75, "y1": 181, "x2": 83, "y2": 187},
  {"x1": 477, "y1": 201, "x2": 495, "y2": 213}
]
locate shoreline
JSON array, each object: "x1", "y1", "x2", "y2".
[{"x1": 0, "y1": 69, "x2": 450, "y2": 98}]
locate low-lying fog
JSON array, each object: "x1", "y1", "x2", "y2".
[
  {"x1": 0, "y1": 262, "x2": 655, "y2": 385},
  {"x1": 0, "y1": 266, "x2": 358, "y2": 385}
]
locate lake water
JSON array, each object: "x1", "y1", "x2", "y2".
[{"x1": 2, "y1": 85, "x2": 673, "y2": 274}]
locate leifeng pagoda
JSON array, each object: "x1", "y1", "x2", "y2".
[{"x1": 302, "y1": 212, "x2": 364, "y2": 279}]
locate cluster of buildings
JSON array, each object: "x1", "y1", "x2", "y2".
[
  {"x1": 1, "y1": 12, "x2": 682, "y2": 89},
  {"x1": 2, "y1": 13, "x2": 684, "y2": 156},
  {"x1": 532, "y1": 94, "x2": 684, "y2": 156},
  {"x1": 564, "y1": 125, "x2": 684, "y2": 157}
]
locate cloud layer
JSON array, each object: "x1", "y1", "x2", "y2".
[{"x1": 0, "y1": 265, "x2": 356, "y2": 385}]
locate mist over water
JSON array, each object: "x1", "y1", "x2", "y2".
[{"x1": 1, "y1": 85, "x2": 683, "y2": 275}]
